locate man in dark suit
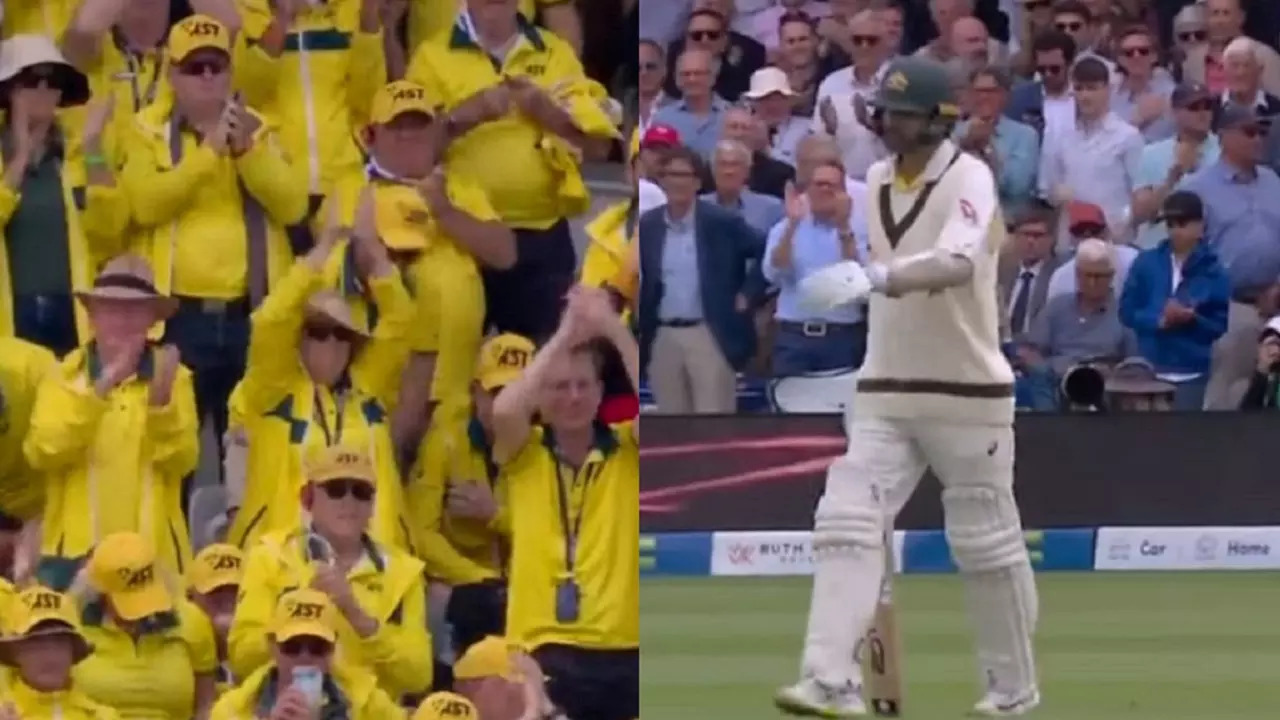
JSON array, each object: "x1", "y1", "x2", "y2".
[
  {"x1": 638, "y1": 145, "x2": 766, "y2": 414},
  {"x1": 1006, "y1": 30, "x2": 1078, "y2": 135},
  {"x1": 1212, "y1": 36, "x2": 1280, "y2": 130},
  {"x1": 1000, "y1": 208, "x2": 1064, "y2": 341}
]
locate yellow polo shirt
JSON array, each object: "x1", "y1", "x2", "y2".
[
  {"x1": 405, "y1": 19, "x2": 615, "y2": 230},
  {"x1": 75, "y1": 600, "x2": 219, "y2": 720},
  {"x1": 406, "y1": 1, "x2": 555, "y2": 56},
  {"x1": 2, "y1": 0, "x2": 76, "y2": 39},
  {"x1": 503, "y1": 422, "x2": 638, "y2": 651}
]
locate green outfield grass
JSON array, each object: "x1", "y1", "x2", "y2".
[{"x1": 642, "y1": 574, "x2": 1280, "y2": 719}]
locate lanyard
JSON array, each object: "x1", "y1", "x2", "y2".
[
  {"x1": 553, "y1": 457, "x2": 592, "y2": 574},
  {"x1": 123, "y1": 47, "x2": 164, "y2": 112},
  {"x1": 312, "y1": 387, "x2": 347, "y2": 445}
]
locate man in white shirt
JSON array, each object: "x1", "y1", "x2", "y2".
[
  {"x1": 743, "y1": 66, "x2": 810, "y2": 167},
  {"x1": 812, "y1": 10, "x2": 888, "y2": 180},
  {"x1": 1039, "y1": 57, "x2": 1144, "y2": 249}
]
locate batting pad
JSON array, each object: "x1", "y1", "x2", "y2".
[{"x1": 943, "y1": 485, "x2": 1039, "y2": 694}]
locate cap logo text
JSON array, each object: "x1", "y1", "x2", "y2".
[
  {"x1": 437, "y1": 699, "x2": 473, "y2": 717},
  {"x1": 210, "y1": 554, "x2": 241, "y2": 571},
  {"x1": 184, "y1": 21, "x2": 221, "y2": 37},
  {"x1": 886, "y1": 71, "x2": 908, "y2": 91},
  {"x1": 289, "y1": 601, "x2": 325, "y2": 619},
  {"x1": 497, "y1": 347, "x2": 530, "y2": 369},
  {"x1": 26, "y1": 592, "x2": 61, "y2": 611},
  {"x1": 392, "y1": 87, "x2": 424, "y2": 101},
  {"x1": 121, "y1": 565, "x2": 154, "y2": 589}
]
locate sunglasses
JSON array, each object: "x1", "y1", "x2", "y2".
[
  {"x1": 1165, "y1": 216, "x2": 1199, "y2": 227},
  {"x1": 852, "y1": 35, "x2": 879, "y2": 47},
  {"x1": 14, "y1": 67, "x2": 58, "y2": 89},
  {"x1": 688, "y1": 29, "x2": 723, "y2": 41},
  {"x1": 319, "y1": 479, "x2": 375, "y2": 502},
  {"x1": 304, "y1": 325, "x2": 357, "y2": 343},
  {"x1": 1055, "y1": 21, "x2": 1084, "y2": 32},
  {"x1": 1036, "y1": 64, "x2": 1064, "y2": 76},
  {"x1": 1182, "y1": 99, "x2": 1214, "y2": 112},
  {"x1": 1121, "y1": 46, "x2": 1152, "y2": 58},
  {"x1": 280, "y1": 638, "x2": 332, "y2": 657},
  {"x1": 639, "y1": 61, "x2": 661, "y2": 72},
  {"x1": 1071, "y1": 223, "x2": 1106, "y2": 237},
  {"x1": 1177, "y1": 30, "x2": 1207, "y2": 43},
  {"x1": 1234, "y1": 126, "x2": 1266, "y2": 138},
  {"x1": 178, "y1": 59, "x2": 228, "y2": 76}
]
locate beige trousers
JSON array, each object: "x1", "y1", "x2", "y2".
[
  {"x1": 1204, "y1": 301, "x2": 1262, "y2": 410},
  {"x1": 647, "y1": 324, "x2": 737, "y2": 414}
]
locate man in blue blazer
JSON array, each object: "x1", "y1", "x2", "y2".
[
  {"x1": 638, "y1": 145, "x2": 766, "y2": 414},
  {"x1": 1005, "y1": 30, "x2": 1078, "y2": 135}
]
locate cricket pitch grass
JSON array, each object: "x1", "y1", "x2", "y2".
[{"x1": 641, "y1": 573, "x2": 1280, "y2": 719}]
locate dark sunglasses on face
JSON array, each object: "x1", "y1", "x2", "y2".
[
  {"x1": 1165, "y1": 216, "x2": 1198, "y2": 227},
  {"x1": 304, "y1": 325, "x2": 357, "y2": 343},
  {"x1": 319, "y1": 478, "x2": 376, "y2": 502},
  {"x1": 1178, "y1": 30, "x2": 1207, "y2": 43},
  {"x1": 1056, "y1": 21, "x2": 1083, "y2": 32},
  {"x1": 178, "y1": 59, "x2": 228, "y2": 76},
  {"x1": 852, "y1": 35, "x2": 879, "y2": 47},
  {"x1": 1182, "y1": 99, "x2": 1214, "y2": 112},
  {"x1": 639, "y1": 61, "x2": 661, "y2": 72},
  {"x1": 280, "y1": 638, "x2": 332, "y2": 657},
  {"x1": 689, "y1": 29, "x2": 723, "y2": 42},
  {"x1": 1036, "y1": 64, "x2": 1063, "y2": 76},
  {"x1": 14, "y1": 67, "x2": 57, "y2": 89},
  {"x1": 1121, "y1": 46, "x2": 1152, "y2": 58},
  {"x1": 1071, "y1": 223, "x2": 1105, "y2": 237}
]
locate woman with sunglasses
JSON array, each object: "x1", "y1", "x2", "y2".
[
  {"x1": 228, "y1": 446, "x2": 430, "y2": 703},
  {"x1": 0, "y1": 35, "x2": 128, "y2": 357},
  {"x1": 224, "y1": 194, "x2": 416, "y2": 555}
]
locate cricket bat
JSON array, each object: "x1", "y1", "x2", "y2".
[{"x1": 860, "y1": 531, "x2": 904, "y2": 716}]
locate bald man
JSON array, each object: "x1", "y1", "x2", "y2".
[
  {"x1": 952, "y1": 16, "x2": 996, "y2": 69},
  {"x1": 719, "y1": 105, "x2": 796, "y2": 197}
]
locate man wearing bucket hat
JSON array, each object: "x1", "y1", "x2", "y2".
[
  {"x1": 230, "y1": 444, "x2": 431, "y2": 700},
  {"x1": 225, "y1": 205, "x2": 415, "y2": 552},
  {"x1": 0, "y1": 586, "x2": 117, "y2": 719},
  {"x1": 0, "y1": 33, "x2": 128, "y2": 357},
  {"x1": 75, "y1": 532, "x2": 220, "y2": 719},
  {"x1": 214, "y1": 588, "x2": 403, "y2": 720},
  {"x1": 121, "y1": 13, "x2": 307, "y2": 471},
  {"x1": 23, "y1": 254, "x2": 197, "y2": 587},
  {"x1": 337, "y1": 79, "x2": 515, "y2": 456}
]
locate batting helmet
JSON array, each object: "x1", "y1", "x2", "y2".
[{"x1": 869, "y1": 56, "x2": 962, "y2": 147}]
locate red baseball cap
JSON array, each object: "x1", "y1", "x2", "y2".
[
  {"x1": 641, "y1": 124, "x2": 681, "y2": 149},
  {"x1": 1066, "y1": 201, "x2": 1106, "y2": 233}
]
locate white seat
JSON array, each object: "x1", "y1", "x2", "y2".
[
  {"x1": 188, "y1": 484, "x2": 230, "y2": 551},
  {"x1": 769, "y1": 368, "x2": 859, "y2": 415}
]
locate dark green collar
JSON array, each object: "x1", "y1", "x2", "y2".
[
  {"x1": 449, "y1": 12, "x2": 545, "y2": 53},
  {"x1": 86, "y1": 342, "x2": 156, "y2": 383},
  {"x1": 541, "y1": 420, "x2": 619, "y2": 460}
]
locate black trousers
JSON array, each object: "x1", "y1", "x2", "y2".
[
  {"x1": 482, "y1": 219, "x2": 576, "y2": 343},
  {"x1": 533, "y1": 644, "x2": 638, "y2": 720}
]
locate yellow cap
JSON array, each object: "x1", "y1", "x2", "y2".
[
  {"x1": 413, "y1": 692, "x2": 478, "y2": 720},
  {"x1": 453, "y1": 635, "x2": 518, "y2": 680},
  {"x1": 374, "y1": 183, "x2": 432, "y2": 251},
  {"x1": 167, "y1": 14, "x2": 231, "y2": 63},
  {"x1": 0, "y1": 587, "x2": 92, "y2": 665},
  {"x1": 370, "y1": 80, "x2": 436, "y2": 125},
  {"x1": 187, "y1": 543, "x2": 245, "y2": 594},
  {"x1": 270, "y1": 588, "x2": 338, "y2": 644},
  {"x1": 475, "y1": 334, "x2": 535, "y2": 391},
  {"x1": 87, "y1": 532, "x2": 174, "y2": 621},
  {"x1": 304, "y1": 445, "x2": 377, "y2": 486}
]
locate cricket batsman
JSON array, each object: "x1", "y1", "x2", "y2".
[{"x1": 773, "y1": 57, "x2": 1040, "y2": 717}]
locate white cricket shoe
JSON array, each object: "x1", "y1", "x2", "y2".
[
  {"x1": 970, "y1": 687, "x2": 1041, "y2": 716},
  {"x1": 773, "y1": 677, "x2": 868, "y2": 717}
]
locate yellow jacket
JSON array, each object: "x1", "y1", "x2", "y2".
[
  {"x1": 0, "y1": 677, "x2": 119, "y2": 720},
  {"x1": 580, "y1": 200, "x2": 634, "y2": 289},
  {"x1": 120, "y1": 97, "x2": 306, "y2": 302},
  {"x1": 406, "y1": 415, "x2": 510, "y2": 585},
  {"x1": 2, "y1": 0, "x2": 77, "y2": 38},
  {"x1": 22, "y1": 344, "x2": 198, "y2": 571},
  {"x1": 212, "y1": 662, "x2": 404, "y2": 720},
  {"x1": 228, "y1": 529, "x2": 431, "y2": 700},
  {"x1": 223, "y1": 261, "x2": 414, "y2": 552},
  {"x1": 0, "y1": 128, "x2": 131, "y2": 340},
  {"x1": 236, "y1": 0, "x2": 385, "y2": 194},
  {"x1": 0, "y1": 338, "x2": 56, "y2": 520}
]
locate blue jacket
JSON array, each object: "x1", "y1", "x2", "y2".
[
  {"x1": 1119, "y1": 239, "x2": 1230, "y2": 374},
  {"x1": 1005, "y1": 80, "x2": 1044, "y2": 128},
  {"x1": 637, "y1": 200, "x2": 765, "y2": 375}
]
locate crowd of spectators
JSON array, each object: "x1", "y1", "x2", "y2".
[
  {"x1": 0, "y1": 0, "x2": 642, "y2": 718},
  {"x1": 634, "y1": 0, "x2": 1280, "y2": 414}
]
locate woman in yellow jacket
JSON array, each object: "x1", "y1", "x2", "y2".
[
  {"x1": 214, "y1": 589, "x2": 405, "y2": 720},
  {"x1": 71, "y1": 532, "x2": 219, "y2": 720},
  {"x1": 0, "y1": 338, "x2": 56, "y2": 535},
  {"x1": 0, "y1": 586, "x2": 119, "y2": 720},
  {"x1": 224, "y1": 201, "x2": 414, "y2": 552},
  {"x1": 0, "y1": 36, "x2": 131, "y2": 356},
  {"x1": 23, "y1": 256, "x2": 199, "y2": 587},
  {"x1": 229, "y1": 445, "x2": 431, "y2": 701}
]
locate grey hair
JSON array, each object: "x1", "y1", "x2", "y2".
[
  {"x1": 712, "y1": 139, "x2": 753, "y2": 166},
  {"x1": 1224, "y1": 36, "x2": 1261, "y2": 64},
  {"x1": 1075, "y1": 238, "x2": 1115, "y2": 267}
]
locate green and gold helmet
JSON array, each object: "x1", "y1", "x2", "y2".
[{"x1": 870, "y1": 56, "x2": 961, "y2": 119}]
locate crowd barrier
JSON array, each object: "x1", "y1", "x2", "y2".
[{"x1": 640, "y1": 527, "x2": 1280, "y2": 577}]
